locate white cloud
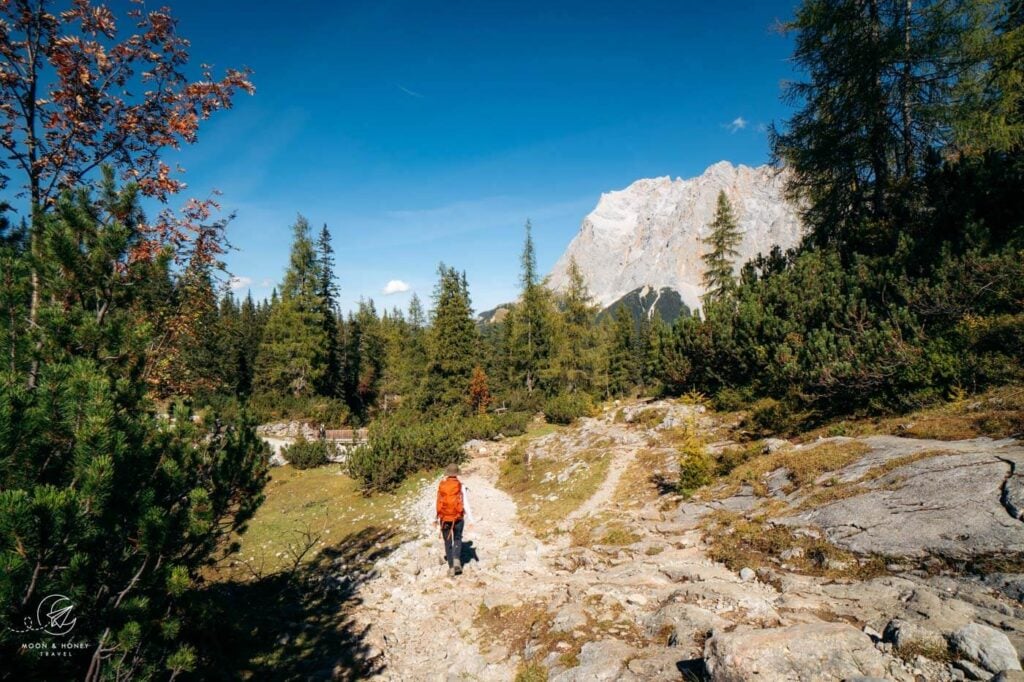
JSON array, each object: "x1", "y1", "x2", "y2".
[
  {"x1": 727, "y1": 116, "x2": 747, "y2": 133},
  {"x1": 229, "y1": 276, "x2": 253, "y2": 291},
  {"x1": 382, "y1": 279, "x2": 411, "y2": 295},
  {"x1": 397, "y1": 84, "x2": 425, "y2": 99},
  {"x1": 260, "y1": 278, "x2": 274, "y2": 287}
]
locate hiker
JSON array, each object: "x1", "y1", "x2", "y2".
[{"x1": 436, "y1": 463, "x2": 474, "y2": 577}]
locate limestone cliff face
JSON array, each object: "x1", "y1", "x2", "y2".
[{"x1": 548, "y1": 161, "x2": 804, "y2": 312}]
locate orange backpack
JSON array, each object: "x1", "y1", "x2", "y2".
[{"x1": 436, "y1": 476, "x2": 464, "y2": 522}]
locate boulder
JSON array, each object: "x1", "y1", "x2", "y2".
[
  {"x1": 703, "y1": 623, "x2": 894, "y2": 681},
  {"x1": 883, "y1": 618, "x2": 948, "y2": 653},
  {"x1": 992, "y1": 671, "x2": 1024, "y2": 682},
  {"x1": 950, "y1": 623, "x2": 1022, "y2": 674},
  {"x1": 644, "y1": 602, "x2": 727, "y2": 645},
  {"x1": 550, "y1": 639, "x2": 633, "y2": 682},
  {"x1": 551, "y1": 604, "x2": 589, "y2": 633},
  {"x1": 625, "y1": 646, "x2": 697, "y2": 681}
]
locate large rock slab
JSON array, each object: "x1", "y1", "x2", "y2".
[
  {"x1": 782, "y1": 440, "x2": 1024, "y2": 560},
  {"x1": 703, "y1": 622, "x2": 902, "y2": 681},
  {"x1": 951, "y1": 623, "x2": 1022, "y2": 674}
]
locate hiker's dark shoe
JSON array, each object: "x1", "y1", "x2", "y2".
[{"x1": 453, "y1": 559, "x2": 463, "y2": 575}]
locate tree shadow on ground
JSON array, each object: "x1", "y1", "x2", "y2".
[
  {"x1": 192, "y1": 525, "x2": 399, "y2": 681},
  {"x1": 651, "y1": 472, "x2": 679, "y2": 496}
]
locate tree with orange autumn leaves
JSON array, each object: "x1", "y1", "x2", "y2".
[{"x1": 0, "y1": 0, "x2": 254, "y2": 392}]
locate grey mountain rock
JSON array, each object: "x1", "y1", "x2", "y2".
[{"x1": 548, "y1": 161, "x2": 803, "y2": 313}]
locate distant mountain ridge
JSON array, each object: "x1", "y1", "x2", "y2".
[{"x1": 547, "y1": 161, "x2": 804, "y2": 317}]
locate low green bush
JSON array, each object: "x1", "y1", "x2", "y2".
[
  {"x1": 281, "y1": 437, "x2": 337, "y2": 469},
  {"x1": 347, "y1": 418, "x2": 464, "y2": 492},
  {"x1": 248, "y1": 393, "x2": 351, "y2": 427},
  {"x1": 543, "y1": 393, "x2": 594, "y2": 425},
  {"x1": 460, "y1": 411, "x2": 530, "y2": 440},
  {"x1": 743, "y1": 397, "x2": 795, "y2": 436},
  {"x1": 713, "y1": 387, "x2": 750, "y2": 412}
]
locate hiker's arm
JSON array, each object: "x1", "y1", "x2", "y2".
[{"x1": 462, "y1": 487, "x2": 475, "y2": 524}]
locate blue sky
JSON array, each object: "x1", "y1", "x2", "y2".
[{"x1": 166, "y1": 0, "x2": 800, "y2": 314}]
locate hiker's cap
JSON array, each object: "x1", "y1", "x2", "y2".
[{"x1": 446, "y1": 463, "x2": 460, "y2": 476}]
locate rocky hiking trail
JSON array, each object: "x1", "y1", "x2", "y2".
[{"x1": 351, "y1": 402, "x2": 1024, "y2": 682}]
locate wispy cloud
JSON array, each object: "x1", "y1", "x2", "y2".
[
  {"x1": 756, "y1": 122, "x2": 769, "y2": 134},
  {"x1": 260, "y1": 278, "x2": 274, "y2": 287},
  {"x1": 726, "y1": 116, "x2": 747, "y2": 133},
  {"x1": 229, "y1": 275, "x2": 253, "y2": 291},
  {"x1": 382, "y1": 279, "x2": 411, "y2": 295},
  {"x1": 397, "y1": 84, "x2": 424, "y2": 99}
]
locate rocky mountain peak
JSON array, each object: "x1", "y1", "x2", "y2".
[{"x1": 548, "y1": 161, "x2": 804, "y2": 313}]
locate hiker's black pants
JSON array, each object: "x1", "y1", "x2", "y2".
[{"x1": 440, "y1": 518, "x2": 464, "y2": 567}]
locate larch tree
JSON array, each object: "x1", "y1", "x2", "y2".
[
  {"x1": 552, "y1": 258, "x2": 600, "y2": 394},
  {"x1": 770, "y1": 0, "x2": 992, "y2": 252}
]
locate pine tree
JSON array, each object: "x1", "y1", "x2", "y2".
[
  {"x1": 316, "y1": 224, "x2": 343, "y2": 396},
  {"x1": 236, "y1": 292, "x2": 262, "y2": 395},
  {"x1": 608, "y1": 305, "x2": 638, "y2": 396},
  {"x1": 507, "y1": 220, "x2": 555, "y2": 394},
  {"x1": 552, "y1": 258, "x2": 600, "y2": 394},
  {"x1": 253, "y1": 216, "x2": 328, "y2": 397},
  {"x1": 355, "y1": 300, "x2": 386, "y2": 415},
  {"x1": 701, "y1": 191, "x2": 743, "y2": 306},
  {"x1": 0, "y1": 179, "x2": 267, "y2": 679},
  {"x1": 421, "y1": 264, "x2": 478, "y2": 412},
  {"x1": 402, "y1": 294, "x2": 428, "y2": 397}
]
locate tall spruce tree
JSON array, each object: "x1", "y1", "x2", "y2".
[
  {"x1": 507, "y1": 220, "x2": 555, "y2": 394},
  {"x1": 421, "y1": 264, "x2": 478, "y2": 411},
  {"x1": 236, "y1": 292, "x2": 262, "y2": 395},
  {"x1": 701, "y1": 191, "x2": 743, "y2": 305},
  {"x1": 253, "y1": 216, "x2": 328, "y2": 397},
  {"x1": 608, "y1": 305, "x2": 638, "y2": 396},
  {"x1": 316, "y1": 224, "x2": 343, "y2": 397}
]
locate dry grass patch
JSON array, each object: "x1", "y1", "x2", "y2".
[
  {"x1": 702, "y1": 510, "x2": 886, "y2": 580},
  {"x1": 795, "y1": 449, "x2": 953, "y2": 511},
  {"x1": 612, "y1": 447, "x2": 675, "y2": 508},
  {"x1": 631, "y1": 407, "x2": 668, "y2": 428},
  {"x1": 498, "y1": 443, "x2": 611, "y2": 537},
  {"x1": 476, "y1": 601, "x2": 644, "y2": 676},
  {"x1": 894, "y1": 640, "x2": 953, "y2": 665},
  {"x1": 569, "y1": 513, "x2": 640, "y2": 549},
  {"x1": 475, "y1": 602, "x2": 551, "y2": 657},
  {"x1": 514, "y1": 662, "x2": 549, "y2": 682},
  {"x1": 799, "y1": 385, "x2": 1024, "y2": 442},
  {"x1": 702, "y1": 440, "x2": 871, "y2": 500}
]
